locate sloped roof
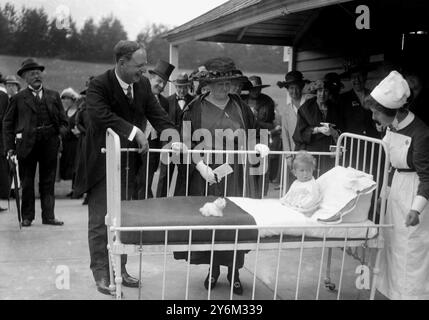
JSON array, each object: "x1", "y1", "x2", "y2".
[
  {"x1": 165, "y1": 0, "x2": 261, "y2": 36},
  {"x1": 163, "y1": 0, "x2": 354, "y2": 45}
]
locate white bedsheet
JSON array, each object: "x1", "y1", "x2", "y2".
[{"x1": 228, "y1": 197, "x2": 378, "y2": 239}]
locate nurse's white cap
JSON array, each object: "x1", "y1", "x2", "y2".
[{"x1": 370, "y1": 70, "x2": 410, "y2": 109}]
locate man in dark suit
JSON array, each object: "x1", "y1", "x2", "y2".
[
  {"x1": 156, "y1": 73, "x2": 194, "y2": 197},
  {"x1": 80, "y1": 41, "x2": 177, "y2": 295},
  {"x1": 3, "y1": 58, "x2": 68, "y2": 226},
  {"x1": 0, "y1": 89, "x2": 10, "y2": 207},
  {"x1": 135, "y1": 60, "x2": 175, "y2": 199}
]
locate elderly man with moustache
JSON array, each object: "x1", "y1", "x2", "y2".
[
  {"x1": 79, "y1": 41, "x2": 182, "y2": 295},
  {"x1": 3, "y1": 58, "x2": 68, "y2": 226}
]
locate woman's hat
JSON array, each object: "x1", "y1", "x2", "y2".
[
  {"x1": 172, "y1": 72, "x2": 192, "y2": 86},
  {"x1": 370, "y1": 71, "x2": 410, "y2": 109},
  {"x1": 148, "y1": 60, "x2": 175, "y2": 82},
  {"x1": 61, "y1": 87, "x2": 80, "y2": 100},
  {"x1": 277, "y1": 70, "x2": 308, "y2": 88},
  {"x1": 247, "y1": 75, "x2": 270, "y2": 89},
  {"x1": 340, "y1": 62, "x2": 378, "y2": 79},
  {"x1": 17, "y1": 58, "x2": 45, "y2": 77},
  {"x1": 195, "y1": 57, "x2": 244, "y2": 83},
  {"x1": 310, "y1": 72, "x2": 344, "y2": 93},
  {"x1": 4, "y1": 75, "x2": 21, "y2": 89}
]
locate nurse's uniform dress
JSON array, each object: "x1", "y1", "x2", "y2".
[{"x1": 377, "y1": 112, "x2": 429, "y2": 299}]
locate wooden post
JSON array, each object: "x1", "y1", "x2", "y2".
[{"x1": 169, "y1": 44, "x2": 179, "y2": 96}]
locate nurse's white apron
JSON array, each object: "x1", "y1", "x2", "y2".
[{"x1": 377, "y1": 130, "x2": 429, "y2": 299}]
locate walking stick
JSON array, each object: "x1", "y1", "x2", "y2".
[{"x1": 8, "y1": 154, "x2": 22, "y2": 229}]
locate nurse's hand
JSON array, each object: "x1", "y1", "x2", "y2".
[{"x1": 405, "y1": 210, "x2": 420, "y2": 227}]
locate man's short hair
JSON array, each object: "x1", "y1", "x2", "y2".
[{"x1": 114, "y1": 40, "x2": 144, "y2": 63}]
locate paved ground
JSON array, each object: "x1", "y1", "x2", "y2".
[{"x1": 0, "y1": 180, "x2": 386, "y2": 300}]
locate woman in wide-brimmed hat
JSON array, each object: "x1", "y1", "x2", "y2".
[
  {"x1": 277, "y1": 70, "x2": 314, "y2": 189},
  {"x1": 293, "y1": 73, "x2": 342, "y2": 176},
  {"x1": 174, "y1": 57, "x2": 269, "y2": 295}
]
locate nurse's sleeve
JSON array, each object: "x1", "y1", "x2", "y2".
[{"x1": 411, "y1": 132, "x2": 429, "y2": 213}]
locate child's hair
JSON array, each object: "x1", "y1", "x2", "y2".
[{"x1": 292, "y1": 151, "x2": 316, "y2": 170}]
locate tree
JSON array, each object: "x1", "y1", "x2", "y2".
[
  {"x1": 14, "y1": 6, "x2": 49, "y2": 56},
  {"x1": 0, "y1": 2, "x2": 19, "y2": 53},
  {"x1": 96, "y1": 15, "x2": 128, "y2": 62},
  {"x1": 78, "y1": 18, "x2": 99, "y2": 61}
]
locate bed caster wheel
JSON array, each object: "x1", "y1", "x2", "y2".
[{"x1": 324, "y1": 279, "x2": 336, "y2": 291}]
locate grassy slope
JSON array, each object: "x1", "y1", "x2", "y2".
[{"x1": 1, "y1": 54, "x2": 286, "y2": 105}]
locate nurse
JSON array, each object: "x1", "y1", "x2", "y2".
[{"x1": 367, "y1": 71, "x2": 429, "y2": 299}]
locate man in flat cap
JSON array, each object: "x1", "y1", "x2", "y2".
[{"x1": 3, "y1": 58, "x2": 68, "y2": 226}]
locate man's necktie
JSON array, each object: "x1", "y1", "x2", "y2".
[
  {"x1": 30, "y1": 87, "x2": 42, "y2": 103},
  {"x1": 126, "y1": 85, "x2": 133, "y2": 104}
]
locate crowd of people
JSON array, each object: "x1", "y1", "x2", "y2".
[{"x1": 1, "y1": 39, "x2": 428, "y2": 300}]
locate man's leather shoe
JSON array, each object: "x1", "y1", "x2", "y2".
[
  {"x1": 121, "y1": 271, "x2": 140, "y2": 288},
  {"x1": 22, "y1": 219, "x2": 32, "y2": 227},
  {"x1": 42, "y1": 219, "x2": 64, "y2": 226},
  {"x1": 96, "y1": 277, "x2": 112, "y2": 295}
]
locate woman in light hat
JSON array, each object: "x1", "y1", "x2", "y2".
[
  {"x1": 367, "y1": 70, "x2": 429, "y2": 299},
  {"x1": 59, "y1": 87, "x2": 81, "y2": 196},
  {"x1": 4, "y1": 75, "x2": 21, "y2": 98},
  {"x1": 292, "y1": 75, "x2": 342, "y2": 176}
]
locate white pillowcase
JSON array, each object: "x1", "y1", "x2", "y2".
[{"x1": 311, "y1": 166, "x2": 376, "y2": 224}]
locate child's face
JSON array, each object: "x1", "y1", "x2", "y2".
[{"x1": 293, "y1": 162, "x2": 313, "y2": 182}]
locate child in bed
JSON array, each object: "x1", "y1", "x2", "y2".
[{"x1": 280, "y1": 151, "x2": 322, "y2": 217}]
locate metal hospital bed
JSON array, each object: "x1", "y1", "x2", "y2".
[{"x1": 104, "y1": 128, "x2": 392, "y2": 300}]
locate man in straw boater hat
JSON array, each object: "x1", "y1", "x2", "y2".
[
  {"x1": 366, "y1": 70, "x2": 429, "y2": 300},
  {"x1": 3, "y1": 58, "x2": 68, "y2": 227},
  {"x1": 79, "y1": 41, "x2": 184, "y2": 295}
]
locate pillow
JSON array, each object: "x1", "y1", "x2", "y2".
[{"x1": 310, "y1": 166, "x2": 376, "y2": 224}]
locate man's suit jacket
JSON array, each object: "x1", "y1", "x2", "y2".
[
  {"x1": 0, "y1": 91, "x2": 9, "y2": 155},
  {"x1": 166, "y1": 93, "x2": 194, "y2": 128},
  {"x1": 81, "y1": 69, "x2": 175, "y2": 193},
  {"x1": 2, "y1": 87, "x2": 68, "y2": 158}
]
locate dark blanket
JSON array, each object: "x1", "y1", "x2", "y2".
[{"x1": 120, "y1": 196, "x2": 258, "y2": 245}]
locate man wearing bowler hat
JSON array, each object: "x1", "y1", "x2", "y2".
[
  {"x1": 3, "y1": 58, "x2": 68, "y2": 227},
  {"x1": 135, "y1": 60, "x2": 175, "y2": 199}
]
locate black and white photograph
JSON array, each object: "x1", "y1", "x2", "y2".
[{"x1": 0, "y1": 0, "x2": 428, "y2": 305}]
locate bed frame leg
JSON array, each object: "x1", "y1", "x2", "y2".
[
  {"x1": 108, "y1": 244, "x2": 116, "y2": 293},
  {"x1": 324, "y1": 248, "x2": 336, "y2": 291},
  {"x1": 114, "y1": 255, "x2": 122, "y2": 300},
  {"x1": 370, "y1": 248, "x2": 381, "y2": 300}
]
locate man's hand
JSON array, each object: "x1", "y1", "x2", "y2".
[
  {"x1": 314, "y1": 126, "x2": 331, "y2": 136},
  {"x1": 71, "y1": 126, "x2": 81, "y2": 137},
  {"x1": 6, "y1": 149, "x2": 15, "y2": 160},
  {"x1": 171, "y1": 142, "x2": 188, "y2": 154},
  {"x1": 196, "y1": 161, "x2": 217, "y2": 184},
  {"x1": 405, "y1": 210, "x2": 420, "y2": 227},
  {"x1": 255, "y1": 144, "x2": 270, "y2": 158},
  {"x1": 135, "y1": 129, "x2": 149, "y2": 154}
]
